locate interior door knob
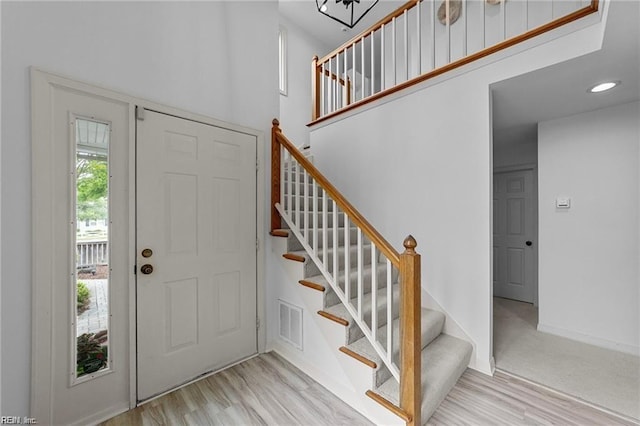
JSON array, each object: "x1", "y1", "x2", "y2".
[
  {"x1": 526, "y1": 241, "x2": 532, "y2": 246},
  {"x1": 140, "y1": 264, "x2": 154, "y2": 275}
]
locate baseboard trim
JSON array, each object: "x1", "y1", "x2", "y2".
[
  {"x1": 537, "y1": 323, "x2": 639, "y2": 356},
  {"x1": 69, "y1": 401, "x2": 130, "y2": 426}
]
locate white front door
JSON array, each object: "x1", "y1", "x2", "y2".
[
  {"x1": 136, "y1": 109, "x2": 258, "y2": 400},
  {"x1": 493, "y1": 169, "x2": 536, "y2": 303}
]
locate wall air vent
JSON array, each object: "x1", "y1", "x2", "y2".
[{"x1": 278, "y1": 299, "x2": 303, "y2": 350}]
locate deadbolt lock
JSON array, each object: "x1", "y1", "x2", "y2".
[
  {"x1": 141, "y1": 248, "x2": 153, "y2": 258},
  {"x1": 140, "y1": 264, "x2": 154, "y2": 275}
]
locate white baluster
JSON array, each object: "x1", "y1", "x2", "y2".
[
  {"x1": 386, "y1": 259, "x2": 393, "y2": 358},
  {"x1": 352, "y1": 42, "x2": 357, "y2": 101},
  {"x1": 357, "y1": 228, "x2": 363, "y2": 319},
  {"x1": 295, "y1": 160, "x2": 301, "y2": 227},
  {"x1": 462, "y1": 0, "x2": 467, "y2": 56},
  {"x1": 370, "y1": 30, "x2": 375, "y2": 95},
  {"x1": 482, "y1": 0, "x2": 486, "y2": 48},
  {"x1": 280, "y1": 145, "x2": 285, "y2": 214},
  {"x1": 344, "y1": 215, "x2": 350, "y2": 300},
  {"x1": 360, "y1": 36, "x2": 365, "y2": 99},
  {"x1": 404, "y1": 9, "x2": 409, "y2": 81},
  {"x1": 417, "y1": 0, "x2": 422, "y2": 75},
  {"x1": 331, "y1": 55, "x2": 340, "y2": 111},
  {"x1": 381, "y1": 23, "x2": 385, "y2": 91},
  {"x1": 501, "y1": 0, "x2": 506, "y2": 41},
  {"x1": 333, "y1": 200, "x2": 338, "y2": 281},
  {"x1": 343, "y1": 49, "x2": 348, "y2": 106},
  {"x1": 322, "y1": 190, "x2": 328, "y2": 265},
  {"x1": 327, "y1": 58, "x2": 334, "y2": 113},
  {"x1": 392, "y1": 17, "x2": 397, "y2": 85},
  {"x1": 313, "y1": 181, "x2": 319, "y2": 255},
  {"x1": 446, "y1": 0, "x2": 451, "y2": 63},
  {"x1": 303, "y1": 169, "x2": 309, "y2": 243},
  {"x1": 287, "y1": 152, "x2": 293, "y2": 219},
  {"x1": 431, "y1": 0, "x2": 436, "y2": 70},
  {"x1": 371, "y1": 244, "x2": 378, "y2": 342},
  {"x1": 320, "y1": 62, "x2": 325, "y2": 116}
]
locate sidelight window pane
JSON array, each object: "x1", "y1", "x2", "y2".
[{"x1": 74, "y1": 117, "x2": 111, "y2": 381}]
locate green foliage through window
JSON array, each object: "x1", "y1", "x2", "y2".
[{"x1": 76, "y1": 158, "x2": 108, "y2": 222}]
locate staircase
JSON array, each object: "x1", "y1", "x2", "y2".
[{"x1": 270, "y1": 120, "x2": 472, "y2": 425}]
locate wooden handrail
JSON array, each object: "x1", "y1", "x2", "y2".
[
  {"x1": 271, "y1": 119, "x2": 400, "y2": 266},
  {"x1": 311, "y1": 0, "x2": 599, "y2": 125},
  {"x1": 400, "y1": 236, "x2": 421, "y2": 426}
]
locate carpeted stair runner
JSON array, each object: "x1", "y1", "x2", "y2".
[{"x1": 275, "y1": 188, "x2": 472, "y2": 423}]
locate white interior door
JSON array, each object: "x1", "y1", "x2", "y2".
[
  {"x1": 493, "y1": 169, "x2": 536, "y2": 303},
  {"x1": 136, "y1": 109, "x2": 258, "y2": 400}
]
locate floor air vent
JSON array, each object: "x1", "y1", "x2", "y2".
[{"x1": 279, "y1": 300, "x2": 303, "y2": 350}]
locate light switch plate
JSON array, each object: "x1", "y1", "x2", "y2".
[{"x1": 556, "y1": 197, "x2": 571, "y2": 208}]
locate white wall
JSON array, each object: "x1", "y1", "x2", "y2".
[
  {"x1": 308, "y1": 15, "x2": 606, "y2": 373},
  {"x1": 538, "y1": 101, "x2": 639, "y2": 354},
  {"x1": 493, "y1": 125, "x2": 538, "y2": 168},
  {"x1": 1, "y1": 1, "x2": 278, "y2": 416},
  {"x1": 279, "y1": 15, "x2": 331, "y2": 148}
]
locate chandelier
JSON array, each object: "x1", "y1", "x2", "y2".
[{"x1": 316, "y1": 0, "x2": 380, "y2": 29}]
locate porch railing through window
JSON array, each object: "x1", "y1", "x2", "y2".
[
  {"x1": 312, "y1": 0, "x2": 599, "y2": 121},
  {"x1": 77, "y1": 240, "x2": 108, "y2": 270}
]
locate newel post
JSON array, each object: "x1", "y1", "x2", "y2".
[
  {"x1": 311, "y1": 55, "x2": 321, "y2": 121},
  {"x1": 400, "y1": 235, "x2": 421, "y2": 426},
  {"x1": 271, "y1": 119, "x2": 282, "y2": 232}
]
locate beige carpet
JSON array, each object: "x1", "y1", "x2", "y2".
[{"x1": 493, "y1": 297, "x2": 640, "y2": 420}]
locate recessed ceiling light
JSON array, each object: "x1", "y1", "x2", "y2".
[{"x1": 588, "y1": 81, "x2": 620, "y2": 93}]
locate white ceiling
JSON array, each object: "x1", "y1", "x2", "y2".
[
  {"x1": 491, "y1": 0, "x2": 640, "y2": 132},
  {"x1": 280, "y1": 0, "x2": 639, "y2": 136}
]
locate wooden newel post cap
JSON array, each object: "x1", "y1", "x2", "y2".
[
  {"x1": 272, "y1": 118, "x2": 280, "y2": 127},
  {"x1": 312, "y1": 55, "x2": 319, "y2": 61},
  {"x1": 403, "y1": 235, "x2": 417, "y2": 253}
]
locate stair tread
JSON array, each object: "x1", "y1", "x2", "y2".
[
  {"x1": 303, "y1": 263, "x2": 390, "y2": 289},
  {"x1": 285, "y1": 243, "x2": 374, "y2": 269},
  {"x1": 343, "y1": 308, "x2": 445, "y2": 368},
  {"x1": 323, "y1": 284, "x2": 400, "y2": 324},
  {"x1": 374, "y1": 334, "x2": 472, "y2": 421}
]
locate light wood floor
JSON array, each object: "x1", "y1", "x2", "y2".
[
  {"x1": 104, "y1": 352, "x2": 637, "y2": 426},
  {"x1": 429, "y1": 369, "x2": 638, "y2": 426},
  {"x1": 103, "y1": 352, "x2": 372, "y2": 426}
]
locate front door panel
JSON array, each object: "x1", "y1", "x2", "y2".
[{"x1": 136, "y1": 110, "x2": 257, "y2": 400}]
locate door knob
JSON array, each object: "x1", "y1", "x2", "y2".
[
  {"x1": 140, "y1": 264, "x2": 154, "y2": 275},
  {"x1": 526, "y1": 241, "x2": 532, "y2": 246}
]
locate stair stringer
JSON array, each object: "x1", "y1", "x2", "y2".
[{"x1": 269, "y1": 235, "x2": 404, "y2": 426}]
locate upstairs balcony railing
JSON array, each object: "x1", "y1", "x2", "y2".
[{"x1": 311, "y1": 0, "x2": 600, "y2": 122}]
